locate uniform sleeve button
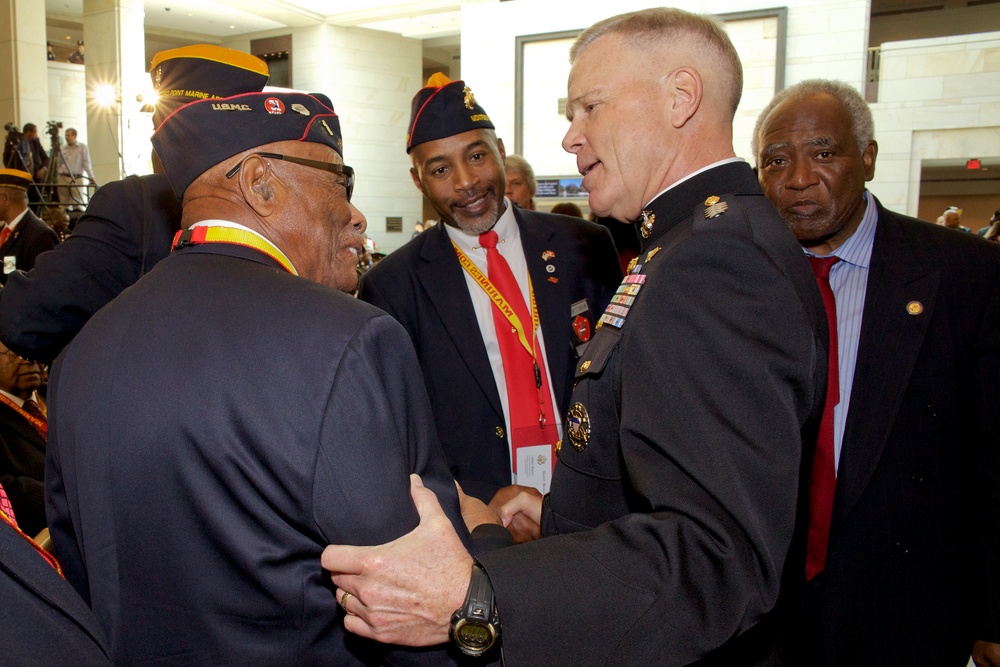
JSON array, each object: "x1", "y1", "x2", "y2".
[{"x1": 495, "y1": 426, "x2": 505, "y2": 438}]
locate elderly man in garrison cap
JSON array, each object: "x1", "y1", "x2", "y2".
[
  {"x1": 0, "y1": 169, "x2": 59, "y2": 285},
  {"x1": 0, "y1": 45, "x2": 269, "y2": 364},
  {"x1": 45, "y1": 91, "x2": 473, "y2": 665},
  {"x1": 358, "y1": 73, "x2": 621, "y2": 523}
]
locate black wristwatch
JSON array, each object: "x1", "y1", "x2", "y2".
[{"x1": 450, "y1": 563, "x2": 501, "y2": 656}]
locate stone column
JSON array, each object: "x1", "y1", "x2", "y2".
[
  {"x1": 0, "y1": 0, "x2": 49, "y2": 147},
  {"x1": 83, "y1": 0, "x2": 147, "y2": 184}
]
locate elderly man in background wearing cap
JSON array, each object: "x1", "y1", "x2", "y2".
[
  {"x1": 45, "y1": 91, "x2": 472, "y2": 665},
  {"x1": 0, "y1": 45, "x2": 268, "y2": 365},
  {"x1": 359, "y1": 73, "x2": 621, "y2": 523},
  {"x1": 0, "y1": 169, "x2": 60, "y2": 286},
  {"x1": 326, "y1": 8, "x2": 826, "y2": 664}
]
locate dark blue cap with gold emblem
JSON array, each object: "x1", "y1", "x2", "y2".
[
  {"x1": 0, "y1": 169, "x2": 32, "y2": 191},
  {"x1": 406, "y1": 72, "x2": 494, "y2": 153},
  {"x1": 147, "y1": 45, "x2": 270, "y2": 126},
  {"x1": 151, "y1": 91, "x2": 343, "y2": 200}
]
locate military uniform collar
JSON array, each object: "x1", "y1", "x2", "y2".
[{"x1": 637, "y1": 160, "x2": 760, "y2": 252}]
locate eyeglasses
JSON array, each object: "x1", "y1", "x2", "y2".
[{"x1": 226, "y1": 152, "x2": 354, "y2": 202}]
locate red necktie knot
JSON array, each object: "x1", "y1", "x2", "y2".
[
  {"x1": 479, "y1": 230, "x2": 499, "y2": 250},
  {"x1": 808, "y1": 255, "x2": 840, "y2": 279}
]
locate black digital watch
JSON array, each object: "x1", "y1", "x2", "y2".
[{"x1": 450, "y1": 563, "x2": 501, "y2": 657}]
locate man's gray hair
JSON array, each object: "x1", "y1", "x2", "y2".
[
  {"x1": 752, "y1": 79, "x2": 874, "y2": 159},
  {"x1": 504, "y1": 154, "x2": 536, "y2": 196},
  {"x1": 570, "y1": 7, "x2": 744, "y2": 117}
]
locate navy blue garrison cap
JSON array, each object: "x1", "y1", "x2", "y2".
[
  {"x1": 406, "y1": 72, "x2": 494, "y2": 153},
  {"x1": 151, "y1": 91, "x2": 343, "y2": 199},
  {"x1": 148, "y1": 45, "x2": 269, "y2": 126}
]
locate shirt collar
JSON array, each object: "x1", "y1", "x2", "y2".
[
  {"x1": 0, "y1": 388, "x2": 37, "y2": 409},
  {"x1": 804, "y1": 190, "x2": 877, "y2": 269},
  {"x1": 444, "y1": 198, "x2": 518, "y2": 254},
  {"x1": 3, "y1": 207, "x2": 29, "y2": 233}
]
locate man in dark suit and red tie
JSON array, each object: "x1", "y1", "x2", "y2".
[
  {"x1": 0, "y1": 169, "x2": 59, "y2": 285},
  {"x1": 358, "y1": 73, "x2": 621, "y2": 518},
  {"x1": 753, "y1": 78, "x2": 1000, "y2": 667}
]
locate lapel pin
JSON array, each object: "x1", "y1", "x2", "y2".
[
  {"x1": 906, "y1": 300, "x2": 924, "y2": 315},
  {"x1": 542, "y1": 250, "x2": 555, "y2": 261},
  {"x1": 546, "y1": 264, "x2": 556, "y2": 273},
  {"x1": 548, "y1": 277, "x2": 558, "y2": 284}
]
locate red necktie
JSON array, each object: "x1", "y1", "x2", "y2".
[
  {"x1": 22, "y1": 398, "x2": 46, "y2": 422},
  {"x1": 806, "y1": 255, "x2": 841, "y2": 580},
  {"x1": 478, "y1": 230, "x2": 558, "y2": 473},
  {"x1": 0, "y1": 225, "x2": 10, "y2": 247}
]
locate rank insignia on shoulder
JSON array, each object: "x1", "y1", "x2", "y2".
[
  {"x1": 566, "y1": 402, "x2": 591, "y2": 452},
  {"x1": 704, "y1": 195, "x2": 728, "y2": 219}
]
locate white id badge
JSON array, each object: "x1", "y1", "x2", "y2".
[
  {"x1": 514, "y1": 444, "x2": 553, "y2": 494},
  {"x1": 3, "y1": 256, "x2": 15, "y2": 274}
]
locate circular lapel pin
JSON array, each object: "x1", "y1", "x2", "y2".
[{"x1": 906, "y1": 300, "x2": 923, "y2": 315}]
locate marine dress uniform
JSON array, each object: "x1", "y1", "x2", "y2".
[{"x1": 476, "y1": 160, "x2": 828, "y2": 665}]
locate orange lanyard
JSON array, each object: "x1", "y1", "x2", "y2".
[
  {"x1": 0, "y1": 393, "x2": 46, "y2": 439},
  {"x1": 172, "y1": 226, "x2": 298, "y2": 275},
  {"x1": 452, "y1": 241, "x2": 540, "y2": 359},
  {"x1": 0, "y1": 508, "x2": 64, "y2": 576}
]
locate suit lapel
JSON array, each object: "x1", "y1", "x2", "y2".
[
  {"x1": 831, "y1": 208, "x2": 938, "y2": 538},
  {"x1": 518, "y1": 211, "x2": 571, "y2": 407},
  {"x1": 0, "y1": 523, "x2": 108, "y2": 653},
  {"x1": 416, "y1": 224, "x2": 504, "y2": 418}
]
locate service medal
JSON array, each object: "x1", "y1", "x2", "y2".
[{"x1": 566, "y1": 402, "x2": 591, "y2": 452}]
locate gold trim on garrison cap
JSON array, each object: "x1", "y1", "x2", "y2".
[
  {"x1": 148, "y1": 45, "x2": 269, "y2": 126},
  {"x1": 406, "y1": 72, "x2": 494, "y2": 153},
  {"x1": 0, "y1": 169, "x2": 32, "y2": 191}
]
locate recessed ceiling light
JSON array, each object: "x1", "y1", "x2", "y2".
[{"x1": 230, "y1": 25, "x2": 236, "y2": 29}]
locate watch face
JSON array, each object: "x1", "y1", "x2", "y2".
[{"x1": 454, "y1": 619, "x2": 496, "y2": 652}]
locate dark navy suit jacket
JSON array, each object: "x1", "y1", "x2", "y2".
[
  {"x1": 0, "y1": 209, "x2": 59, "y2": 287},
  {"x1": 0, "y1": 174, "x2": 179, "y2": 363},
  {"x1": 0, "y1": 519, "x2": 109, "y2": 665},
  {"x1": 359, "y1": 209, "x2": 621, "y2": 502},
  {"x1": 47, "y1": 242, "x2": 472, "y2": 665},
  {"x1": 780, "y1": 200, "x2": 1000, "y2": 666}
]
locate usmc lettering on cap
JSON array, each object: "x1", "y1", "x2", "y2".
[{"x1": 211, "y1": 103, "x2": 253, "y2": 111}]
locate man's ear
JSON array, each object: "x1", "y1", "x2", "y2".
[
  {"x1": 666, "y1": 67, "x2": 702, "y2": 129},
  {"x1": 238, "y1": 155, "x2": 276, "y2": 217},
  {"x1": 410, "y1": 167, "x2": 426, "y2": 197},
  {"x1": 496, "y1": 137, "x2": 506, "y2": 163},
  {"x1": 863, "y1": 140, "x2": 878, "y2": 182}
]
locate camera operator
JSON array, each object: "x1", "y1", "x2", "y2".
[{"x1": 2, "y1": 124, "x2": 48, "y2": 215}]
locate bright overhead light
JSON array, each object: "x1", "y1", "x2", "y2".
[{"x1": 93, "y1": 84, "x2": 120, "y2": 108}]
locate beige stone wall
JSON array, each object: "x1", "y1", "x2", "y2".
[{"x1": 870, "y1": 31, "x2": 1000, "y2": 216}]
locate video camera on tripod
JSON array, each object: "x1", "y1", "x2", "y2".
[{"x1": 3, "y1": 122, "x2": 23, "y2": 154}]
